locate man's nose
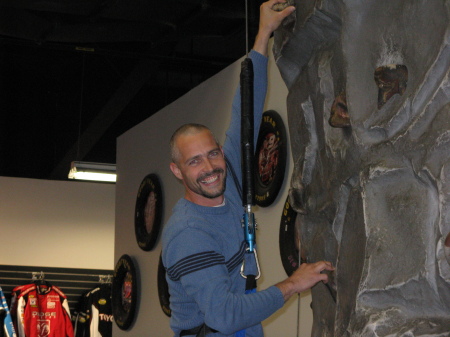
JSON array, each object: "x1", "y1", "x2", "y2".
[{"x1": 203, "y1": 158, "x2": 214, "y2": 171}]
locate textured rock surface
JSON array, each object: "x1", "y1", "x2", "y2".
[{"x1": 273, "y1": 0, "x2": 450, "y2": 335}]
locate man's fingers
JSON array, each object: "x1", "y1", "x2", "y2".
[
  {"x1": 266, "y1": 0, "x2": 287, "y2": 7},
  {"x1": 315, "y1": 261, "x2": 335, "y2": 273},
  {"x1": 320, "y1": 273, "x2": 329, "y2": 284},
  {"x1": 279, "y1": 5, "x2": 296, "y2": 18},
  {"x1": 323, "y1": 261, "x2": 335, "y2": 270},
  {"x1": 264, "y1": 0, "x2": 295, "y2": 13}
]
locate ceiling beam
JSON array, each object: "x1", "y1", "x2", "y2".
[{"x1": 50, "y1": 58, "x2": 159, "y2": 180}]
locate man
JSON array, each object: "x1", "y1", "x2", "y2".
[{"x1": 162, "y1": 1, "x2": 334, "y2": 336}]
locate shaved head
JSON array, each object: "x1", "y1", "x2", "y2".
[{"x1": 170, "y1": 123, "x2": 220, "y2": 164}]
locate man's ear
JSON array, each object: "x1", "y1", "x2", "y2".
[{"x1": 170, "y1": 162, "x2": 183, "y2": 180}]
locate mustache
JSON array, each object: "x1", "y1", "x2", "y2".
[{"x1": 197, "y1": 168, "x2": 225, "y2": 182}]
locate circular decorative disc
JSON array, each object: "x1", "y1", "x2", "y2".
[
  {"x1": 135, "y1": 173, "x2": 163, "y2": 251},
  {"x1": 279, "y1": 195, "x2": 300, "y2": 276},
  {"x1": 157, "y1": 252, "x2": 171, "y2": 317},
  {"x1": 254, "y1": 110, "x2": 287, "y2": 207},
  {"x1": 112, "y1": 254, "x2": 138, "y2": 330}
]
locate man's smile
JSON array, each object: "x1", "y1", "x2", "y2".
[
  {"x1": 201, "y1": 175, "x2": 219, "y2": 184},
  {"x1": 198, "y1": 169, "x2": 224, "y2": 185}
]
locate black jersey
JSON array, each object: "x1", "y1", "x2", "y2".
[{"x1": 74, "y1": 284, "x2": 112, "y2": 337}]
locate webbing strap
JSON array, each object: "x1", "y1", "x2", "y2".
[
  {"x1": 179, "y1": 323, "x2": 217, "y2": 337},
  {"x1": 245, "y1": 274, "x2": 257, "y2": 292}
]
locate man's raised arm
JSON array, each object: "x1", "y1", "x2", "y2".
[{"x1": 252, "y1": 0, "x2": 295, "y2": 56}]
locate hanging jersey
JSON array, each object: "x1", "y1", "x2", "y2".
[
  {"x1": 73, "y1": 284, "x2": 112, "y2": 337},
  {"x1": 17, "y1": 284, "x2": 74, "y2": 337},
  {"x1": 0, "y1": 286, "x2": 17, "y2": 337},
  {"x1": 73, "y1": 290, "x2": 90, "y2": 337},
  {"x1": 87, "y1": 284, "x2": 112, "y2": 337}
]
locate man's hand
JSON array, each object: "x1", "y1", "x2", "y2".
[
  {"x1": 253, "y1": 0, "x2": 296, "y2": 56},
  {"x1": 275, "y1": 261, "x2": 335, "y2": 302}
]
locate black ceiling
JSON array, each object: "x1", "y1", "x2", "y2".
[{"x1": 0, "y1": 0, "x2": 262, "y2": 181}]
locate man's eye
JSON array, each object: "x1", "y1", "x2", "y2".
[
  {"x1": 209, "y1": 151, "x2": 220, "y2": 158},
  {"x1": 189, "y1": 159, "x2": 199, "y2": 166}
]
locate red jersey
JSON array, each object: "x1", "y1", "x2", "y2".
[{"x1": 17, "y1": 284, "x2": 74, "y2": 337}]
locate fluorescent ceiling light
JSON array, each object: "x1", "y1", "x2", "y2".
[{"x1": 68, "y1": 161, "x2": 117, "y2": 183}]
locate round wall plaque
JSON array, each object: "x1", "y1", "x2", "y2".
[
  {"x1": 279, "y1": 196, "x2": 300, "y2": 276},
  {"x1": 112, "y1": 254, "x2": 137, "y2": 330},
  {"x1": 135, "y1": 173, "x2": 163, "y2": 251},
  {"x1": 157, "y1": 252, "x2": 171, "y2": 317},
  {"x1": 254, "y1": 110, "x2": 287, "y2": 207}
]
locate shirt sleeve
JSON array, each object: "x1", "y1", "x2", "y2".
[{"x1": 61, "y1": 297, "x2": 74, "y2": 337}]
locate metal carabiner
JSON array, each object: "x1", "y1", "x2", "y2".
[{"x1": 240, "y1": 247, "x2": 261, "y2": 280}]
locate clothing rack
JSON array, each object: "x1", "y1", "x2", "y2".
[
  {"x1": 0, "y1": 265, "x2": 113, "y2": 313},
  {"x1": 98, "y1": 274, "x2": 112, "y2": 284}
]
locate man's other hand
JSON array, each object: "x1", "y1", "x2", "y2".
[{"x1": 275, "y1": 261, "x2": 335, "y2": 302}]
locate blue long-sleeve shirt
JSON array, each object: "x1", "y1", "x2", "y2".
[{"x1": 162, "y1": 50, "x2": 285, "y2": 337}]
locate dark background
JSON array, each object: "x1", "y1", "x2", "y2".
[{"x1": 0, "y1": 0, "x2": 262, "y2": 180}]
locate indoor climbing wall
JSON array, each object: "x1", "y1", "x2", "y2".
[{"x1": 273, "y1": 0, "x2": 450, "y2": 335}]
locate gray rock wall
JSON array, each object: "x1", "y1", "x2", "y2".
[{"x1": 273, "y1": 0, "x2": 450, "y2": 335}]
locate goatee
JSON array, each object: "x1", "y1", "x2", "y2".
[{"x1": 197, "y1": 168, "x2": 226, "y2": 199}]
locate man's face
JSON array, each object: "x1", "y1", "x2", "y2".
[
  {"x1": 170, "y1": 129, "x2": 227, "y2": 206},
  {"x1": 267, "y1": 134, "x2": 276, "y2": 148}
]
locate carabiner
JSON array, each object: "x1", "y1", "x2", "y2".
[{"x1": 240, "y1": 247, "x2": 261, "y2": 280}]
